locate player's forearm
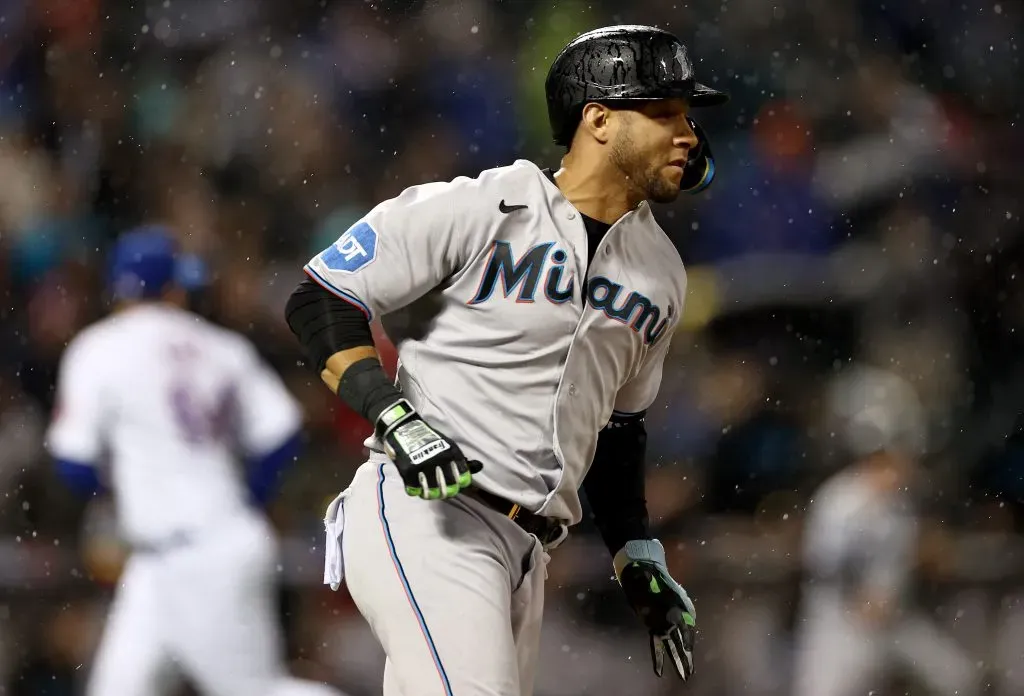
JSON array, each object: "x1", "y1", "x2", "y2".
[
  {"x1": 583, "y1": 412, "x2": 652, "y2": 556},
  {"x1": 285, "y1": 278, "x2": 402, "y2": 425},
  {"x1": 286, "y1": 277, "x2": 375, "y2": 370},
  {"x1": 321, "y1": 346, "x2": 380, "y2": 392}
]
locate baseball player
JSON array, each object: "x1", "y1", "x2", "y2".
[
  {"x1": 286, "y1": 25, "x2": 727, "y2": 696},
  {"x1": 794, "y1": 365, "x2": 977, "y2": 696},
  {"x1": 46, "y1": 228, "x2": 346, "y2": 696}
]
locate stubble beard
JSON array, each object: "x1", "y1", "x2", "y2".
[{"x1": 610, "y1": 125, "x2": 680, "y2": 205}]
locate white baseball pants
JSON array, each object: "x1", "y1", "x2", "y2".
[
  {"x1": 86, "y1": 514, "x2": 343, "y2": 696},
  {"x1": 794, "y1": 595, "x2": 978, "y2": 696},
  {"x1": 338, "y1": 459, "x2": 549, "y2": 696}
]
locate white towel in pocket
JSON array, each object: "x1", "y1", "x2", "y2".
[{"x1": 323, "y1": 489, "x2": 350, "y2": 591}]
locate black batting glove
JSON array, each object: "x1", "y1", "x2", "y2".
[
  {"x1": 375, "y1": 399, "x2": 482, "y2": 500},
  {"x1": 680, "y1": 118, "x2": 716, "y2": 194},
  {"x1": 614, "y1": 539, "x2": 697, "y2": 681}
]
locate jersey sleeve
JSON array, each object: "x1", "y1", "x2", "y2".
[
  {"x1": 45, "y1": 336, "x2": 109, "y2": 464},
  {"x1": 612, "y1": 330, "x2": 676, "y2": 416},
  {"x1": 235, "y1": 345, "x2": 304, "y2": 458},
  {"x1": 303, "y1": 180, "x2": 473, "y2": 320}
]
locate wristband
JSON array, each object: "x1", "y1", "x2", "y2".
[
  {"x1": 614, "y1": 539, "x2": 668, "y2": 580},
  {"x1": 375, "y1": 398, "x2": 416, "y2": 439},
  {"x1": 336, "y1": 357, "x2": 404, "y2": 425}
]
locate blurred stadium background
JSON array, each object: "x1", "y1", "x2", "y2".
[{"x1": 0, "y1": 0, "x2": 1022, "y2": 694}]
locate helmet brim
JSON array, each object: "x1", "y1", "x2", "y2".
[
  {"x1": 690, "y1": 82, "x2": 729, "y2": 107},
  {"x1": 588, "y1": 80, "x2": 729, "y2": 108}
]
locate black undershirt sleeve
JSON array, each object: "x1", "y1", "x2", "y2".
[
  {"x1": 284, "y1": 278, "x2": 404, "y2": 424},
  {"x1": 284, "y1": 277, "x2": 374, "y2": 372},
  {"x1": 582, "y1": 411, "x2": 653, "y2": 557}
]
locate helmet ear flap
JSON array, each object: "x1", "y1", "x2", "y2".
[{"x1": 679, "y1": 118, "x2": 716, "y2": 194}]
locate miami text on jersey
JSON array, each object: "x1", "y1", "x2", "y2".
[
  {"x1": 468, "y1": 241, "x2": 575, "y2": 305},
  {"x1": 586, "y1": 275, "x2": 670, "y2": 346},
  {"x1": 468, "y1": 241, "x2": 670, "y2": 345}
]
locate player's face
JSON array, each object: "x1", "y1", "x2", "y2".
[{"x1": 609, "y1": 98, "x2": 698, "y2": 204}]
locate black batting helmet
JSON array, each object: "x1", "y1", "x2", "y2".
[{"x1": 545, "y1": 25, "x2": 729, "y2": 146}]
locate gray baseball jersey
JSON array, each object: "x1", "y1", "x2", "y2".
[
  {"x1": 305, "y1": 159, "x2": 686, "y2": 524},
  {"x1": 801, "y1": 471, "x2": 917, "y2": 602},
  {"x1": 794, "y1": 473, "x2": 978, "y2": 696}
]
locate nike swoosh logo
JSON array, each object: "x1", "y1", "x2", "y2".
[{"x1": 499, "y1": 200, "x2": 528, "y2": 214}]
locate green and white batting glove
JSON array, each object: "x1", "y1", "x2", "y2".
[
  {"x1": 614, "y1": 539, "x2": 697, "y2": 681},
  {"x1": 375, "y1": 399, "x2": 482, "y2": 500}
]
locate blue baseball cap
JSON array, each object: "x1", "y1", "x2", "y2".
[{"x1": 108, "y1": 226, "x2": 180, "y2": 300}]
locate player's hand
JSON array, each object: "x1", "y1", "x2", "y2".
[
  {"x1": 614, "y1": 539, "x2": 696, "y2": 682},
  {"x1": 375, "y1": 399, "x2": 482, "y2": 500},
  {"x1": 680, "y1": 118, "x2": 715, "y2": 195}
]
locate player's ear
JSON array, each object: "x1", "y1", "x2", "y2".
[{"x1": 579, "y1": 102, "x2": 613, "y2": 145}]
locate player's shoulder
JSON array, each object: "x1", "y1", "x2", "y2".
[
  {"x1": 473, "y1": 159, "x2": 549, "y2": 188},
  {"x1": 636, "y1": 204, "x2": 687, "y2": 297},
  {"x1": 376, "y1": 160, "x2": 548, "y2": 214},
  {"x1": 433, "y1": 159, "x2": 545, "y2": 192},
  {"x1": 178, "y1": 311, "x2": 260, "y2": 360},
  {"x1": 59, "y1": 318, "x2": 116, "y2": 368},
  {"x1": 90, "y1": 306, "x2": 253, "y2": 355},
  {"x1": 57, "y1": 311, "x2": 154, "y2": 376},
  {"x1": 809, "y1": 470, "x2": 871, "y2": 523},
  {"x1": 638, "y1": 206, "x2": 685, "y2": 265}
]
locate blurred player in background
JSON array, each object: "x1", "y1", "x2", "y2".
[
  {"x1": 793, "y1": 364, "x2": 977, "y2": 696},
  {"x1": 45, "y1": 228, "x2": 346, "y2": 696}
]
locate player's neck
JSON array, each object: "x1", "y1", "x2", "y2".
[
  {"x1": 553, "y1": 154, "x2": 642, "y2": 225},
  {"x1": 112, "y1": 296, "x2": 184, "y2": 314}
]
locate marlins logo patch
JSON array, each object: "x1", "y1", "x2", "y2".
[{"x1": 320, "y1": 221, "x2": 378, "y2": 273}]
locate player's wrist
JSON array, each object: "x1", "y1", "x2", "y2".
[
  {"x1": 614, "y1": 538, "x2": 667, "y2": 580},
  {"x1": 336, "y1": 357, "x2": 405, "y2": 425},
  {"x1": 373, "y1": 398, "x2": 418, "y2": 440}
]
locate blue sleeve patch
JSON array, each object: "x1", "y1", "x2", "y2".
[{"x1": 319, "y1": 221, "x2": 378, "y2": 274}]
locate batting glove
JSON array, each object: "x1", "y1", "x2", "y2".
[
  {"x1": 375, "y1": 399, "x2": 482, "y2": 500},
  {"x1": 680, "y1": 118, "x2": 716, "y2": 195},
  {"x1": 614, "y1": 539, "x2": 696, "y2": 681}
]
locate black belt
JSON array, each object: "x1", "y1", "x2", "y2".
[{"x1": 465, "y1": 487, "x2": 564, "y2": 546}]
